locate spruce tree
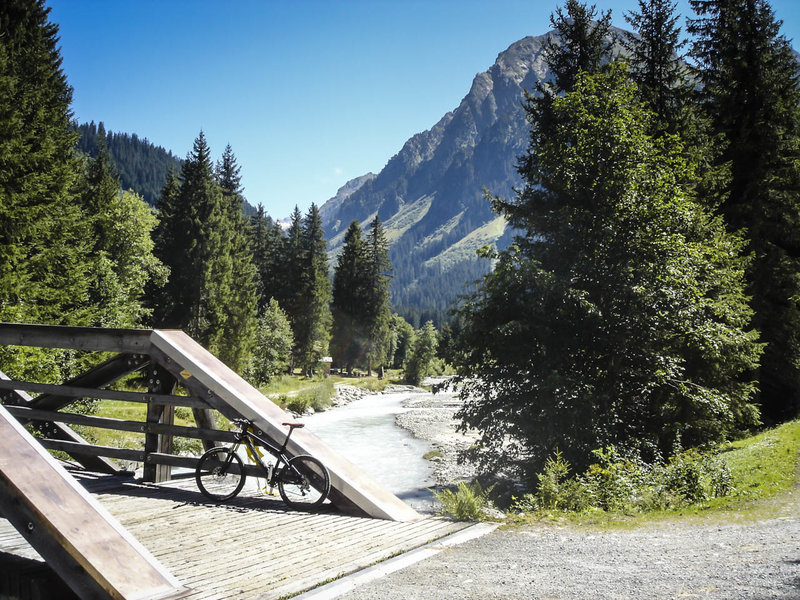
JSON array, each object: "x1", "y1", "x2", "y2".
[
  {"x1": 0, "y1": 0, "x2": 93, "y2": 380},
  {"x1": 622, "y1": 0, "x2": 690, "y2": 136},
  {"x1": 293, "y1": 204, "x2": 332, "y2": 375},
  {"x1": 215, "y1": 144, "x2": 258, "y2": 371},
  {"x1": 153, "y1": 132, "x2": 231, "y2": 358},
  {"x1": 249, "y1": 206, "x2": 286, "y2": 314},
  {"x1": 363, "y1": 216, "x2": 392, "y2": 375},
  {"x1": 689, "y1": 0, "x2": 800, "y2": 422},
  {"x1": 331, "y1": 220, "x2": 368, "y2": 372},
  {"x1": 457, "y1": 65, "x2": 761, "y2": 478}
]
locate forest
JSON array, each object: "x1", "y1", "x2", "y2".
[{"x1": 2, "y1": 0, "x2": 800, "y2": 486}]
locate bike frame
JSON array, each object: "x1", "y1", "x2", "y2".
[{"x1": 234, "y1": 426, "x2": 300, "y2": 486}]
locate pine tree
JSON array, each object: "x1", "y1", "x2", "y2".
[
  {"x1": 293, "y1": 204, "x2": 332, "y2": 375},
  {"x1": 150, "y1": 168, "x2": 183, "y2": 325},
  {"x1": 689, "y1": 0, "x2": 800, "y2": 422},
  {"x1": 457, "y1": 65, "x2": 761, "y2": 478},
  {"x1": 541, "y1": 0, "x2": 615, "y2": 96},
  {"x1": 623, "y1": 0, "x2": 690, "y2": 136},
  {"x1": 363, "y1": 216, "x2": 392, "y2": 375},
  {"x1": 215, "y1": 144, "x2": 258, "y2": 371},
  {"x1": 249, "y1": 206, "x2": 286, "y2": 313},
  {"x1": 510, "y1": 0, "x2": 616, "y2": 227},
  {"x1": 0, "y1": 0, "x2": 94, "y2": 381},
  {"x1": 331, "y1": 220, "x2": 368, "y2": 372}
]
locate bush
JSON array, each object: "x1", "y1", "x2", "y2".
[
  {"x1": 513, "y1": 445, "x2": 734, "y2": 515},
  {"x1": 433, "y1": 480, "x2": 495, "y2": 521}
]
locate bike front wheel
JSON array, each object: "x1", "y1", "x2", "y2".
[
  {"x1": 278, "y1": 455, "x2": 330, "y2": 510},
  {"x1": 195, "y1": 447, "x2": 246, "y2": 501}
]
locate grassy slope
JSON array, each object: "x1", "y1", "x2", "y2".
[{"x1": 512, "y1": 421, "x2": 800, "y2": 529}]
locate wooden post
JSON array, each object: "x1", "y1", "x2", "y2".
[{"x1": 143, "y1": 365, "x2": 176, "y2": 483}]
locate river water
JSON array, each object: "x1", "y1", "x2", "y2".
[{"x1": 303, "y1": 391, "x2": 438, "y2": 512}]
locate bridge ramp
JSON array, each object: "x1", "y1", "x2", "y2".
[{"x1": 0, "y1": 403, "x2": 189, "y2": 600}]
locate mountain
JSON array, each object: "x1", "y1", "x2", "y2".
[
  {"x1": 76, "y1": 122, "x2": 184, "y2": 207},
  {"x1": 320, "y1": 33, "x2": 560, "y2": 325},
  {"x1": 76, "y1": 122, "x2": 258, "y2": 216}
]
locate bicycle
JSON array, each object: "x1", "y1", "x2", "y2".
[{"x1": 195, "y1": 418, "x2": 331, "y2": 510}]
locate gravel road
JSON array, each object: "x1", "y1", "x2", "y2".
[
  {"x1": 337, "y1": 381, "x2": 800, "y2": 600},
  {"x1": 334, "y1": 500, "x2": 800, "y2": 600}
]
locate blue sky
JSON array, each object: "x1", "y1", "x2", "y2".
[{"x1": 48, "y1": 0, "x2": 800, "y2": 220}]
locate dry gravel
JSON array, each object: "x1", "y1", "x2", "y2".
[{"x1": 340, "y1": 379, "x2": 800, "y2": 600}]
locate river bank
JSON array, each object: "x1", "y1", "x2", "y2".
[{"x1": 329, "y1": 378, "x2": 480, "y2": 488}]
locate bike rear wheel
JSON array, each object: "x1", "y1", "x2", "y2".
[
  {"x1": 195, "y1": 447, "x2": 246, "y2": 501},
  {"x1": 278, "y1": 455, "x2": 330, "y2": 510}
]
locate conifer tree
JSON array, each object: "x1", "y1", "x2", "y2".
[
  {"x1": 249, "y1": 206, "x2": 286, "y2": 313},
  {"x1": 331, "y1": 220, "x2": 368, "y2": 372},
  {"x1": 689, "y1": 0, "x2": 800, "y2": 422},
  {"x1": 293, "y1": 204, "x2": 332, "y2": 375},
  {"x1": 153, "y1": 132, "x2": 235, "y2": 361},
  {"x1": 622, "y1": 0, "x2": 690, "y2": 136},
  {"x1": 457, "y1": 65, "x2": 761, "y2": 478},
  {"x1": 215, "y1": 144, "x2": 258, "y2": 371},
  {"x1": 363, "y1": 216, "x2": 392, "y2": 375},
  {"x1": 0, "y1": 0, "x2": 93, "y2": 380}
]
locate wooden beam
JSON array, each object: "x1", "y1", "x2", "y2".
[
  {"x1": 0, "y1": 370, "x2": 120, "y2": 475},
  {"x1": 3, "y1": 406, "x2": 237, "y2": 443},
  {"x1": 144, "y1": 365, "x2": 177, "y2": 483},
  {"x1": 0, "y1": 379, "x2": 209, "y2": 408},
  {"x1": 37, "y1": 439, "x2": 263, "y2": 477},
  {"x1": 28, "y1": 353, "x2": 150, "y2": 412},
  {"x1": 0, "y1": 323, "x2": 153, "y2": 353},
  {"x1": 0, "y1": 403, "x2": 190, "y2": 599},
  {"x1": 150, "y1": 328, "x2": 422, "y2": 522}
]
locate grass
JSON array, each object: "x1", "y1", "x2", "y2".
[
  {"x1": 508, "y1": 421, "x2": 800, "y2": 529},
  {"x1": 82, "y1": 370, "x2": 400, "y2": 452}
]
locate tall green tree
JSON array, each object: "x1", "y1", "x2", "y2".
[
  {"x1": 249, "y1": 206, "x2": 286, "y2": 313},
  {"x1": 293, "y1": 204, "x2": 332, "y2": 374},
  {"x1": 456, "y1": 65, "x2": 761, "y2": 479},
  {"x1": 153, "y1": 132, "x2": 255, "y2": 370},
  {"x1": 0, "y1": 0, "x2": 94, "y2": 381},
  {"x1": 622, "y1": 0, "x2": 690, "y2": 137},
  {"x1": 689, "y1": 0, "x2": 800, "y2": 422},
  {"x1": 81, "y1": 128, "x2": 167, "y2": 328},
  {"x1": 331, "y1": 220, "x2": 368, "y2": 372},
  {"x1": 404, "y1": 321, "x2": 438, "y2": 386},
  {"x1": 215, "y1": 144, "x2": 258, "y2": 371},
  {"x1": 363, "y1": 216, "x2": 392, "y2": 375}
]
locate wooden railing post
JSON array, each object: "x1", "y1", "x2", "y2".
[{"x1": 143, "y1": 365, "x2": 177, "y2": 483}]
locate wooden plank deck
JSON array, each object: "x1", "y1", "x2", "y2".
[{"x1": 0, "y1": 472, "x2": 467, "y2": 599}]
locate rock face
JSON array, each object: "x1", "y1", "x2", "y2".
[{"x1": 321, "y1": 32, "x2": 558, "y2": 317}]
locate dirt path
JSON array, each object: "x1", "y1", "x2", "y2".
[
  {"x1": 370, "y1": 382, "x2": 800, "y2": 599},
  {"x1": 334, "y1": 489, "x2": 800, "y2": 599}
]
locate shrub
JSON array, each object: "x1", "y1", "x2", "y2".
[
  {"x1": 515, "y1": 445, "x2": 735, "y2": 515},
  {"x1": 433, "y1": 480, "x2": 495, "y2": 521}
]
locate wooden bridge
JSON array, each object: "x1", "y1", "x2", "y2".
[{"x1": 0, "y1": 324, "x2": 454, "y2": 600}]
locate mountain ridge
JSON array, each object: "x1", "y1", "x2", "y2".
[{"x1": 320, "y1": 32, "x2": 560, "y2": 323}]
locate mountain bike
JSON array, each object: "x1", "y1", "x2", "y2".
[{"x1": 195, "y1": 418, "x2": 330, "y2": 510}]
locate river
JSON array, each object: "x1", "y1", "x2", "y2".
[{"x1": 303, "y1": 391, "x2": 438, "y2": 513}]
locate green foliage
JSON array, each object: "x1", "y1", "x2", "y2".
[
  {"x1": 246, "y1": 298, "x2": 294, "y2": 385},
  {"x1": 331, "y1": 217, "x2": 393, "y2": 374},
  {"x1": 294, "y1": 204, "x2": 333, "y2": 375},
  {"x1": 284, "y1": 379, "x2": 335, "y2": 414},
  {"x1": 689, "y1": 0, "x2": 800, "y2": 423},
  {"x1": 432, "y1": 480, "x2": 495, "y2": 521},
  {"x1": 404, "y1": 321, "x2": 438, "y2": 386},
  {"x1": 75, "y1": 121, "x2": 184, "y2": 207},
  {"x1": 151, "y1": 133, "x2": 257, "y2": 372},
  {"x1": 622, "y1": 0, "x2": 691, "y2": 137},
  {"x1": 388, "y1": 314, "x2": 416, "y2": 370},
  {"x1": 456, "y1": 64, "x2": 761, "y2": 479},
  {"x1": 514, "y1": 445, "x2": 734, "y2": 515}
]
